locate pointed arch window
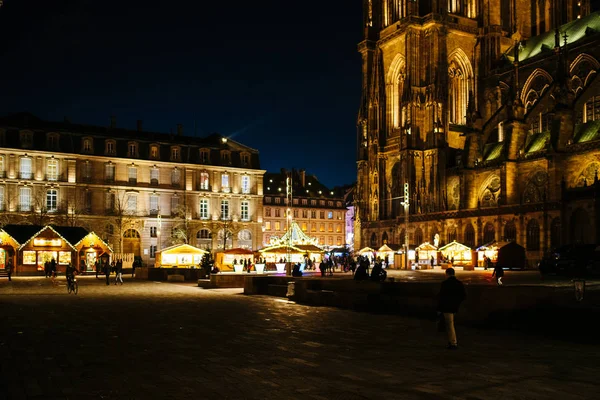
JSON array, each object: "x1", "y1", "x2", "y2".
[
  {"x1": 448, "y1": 52, "x2": 474, "y2": 126},
  {"x1": 527, "y1": 219, "x2": 541, "y2": 251}
]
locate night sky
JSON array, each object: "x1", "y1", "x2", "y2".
[{"x1": 0, "y1": 0, "x2": 363, "y2": 188}]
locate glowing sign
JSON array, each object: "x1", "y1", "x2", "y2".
[{"x1": 33, "y1": 238, "x2": 62, "y2": 247}]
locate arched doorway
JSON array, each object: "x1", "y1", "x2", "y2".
[
  {"x1": 123, "y1": 229, "x2": 141, "y2": 257},
  {"x1": 571, "y1": 208, "x2": 594, "y2": 244}
]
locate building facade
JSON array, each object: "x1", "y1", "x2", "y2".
[
  {"x1": 356, "y1": 1, "x2": 600, "y2": 267},
  {"x1": 262, "y1": 169, "x2": 347, "y2": 250},
  {"x1": 0, "y1": 113, "x2": 265, "y2": 266}
]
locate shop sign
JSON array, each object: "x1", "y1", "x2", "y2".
[{"x1": 33, "y1": 238, "x2": 62, "y2": 247}]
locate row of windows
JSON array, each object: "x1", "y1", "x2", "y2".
[
  {"x1": 107, "y1": 193, "x2": 252, "y2": 221},
  {"x1": 265, "y1": 197, "x2": 343, "y2": 207},
  {"x1": 0, "y1": 186, "x2": 78, "y2": 212},
  {"x1": 264, "y1": 208, "x2": 342, "y2": 220},
  {"x1": 263, "y1": 220, "x2": 342, "y2": 233},
  {"x1": 19, "y1": 131, "x2": 253, "y2": 166}
]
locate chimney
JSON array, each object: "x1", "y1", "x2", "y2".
[
  {"x1": 177, "y1": 124, "x2": 183, "y2": 136},
  {"x1": 300, "y1": 169, "x2": 306, "y2": 187},
  {"x1": 110, "y1": 116, "x2": 116, "y2": 129},
  {"x1": 137, "y1": 120, "x2": 143, "y2": 132}
]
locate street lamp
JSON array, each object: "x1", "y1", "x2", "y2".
[{"x1": 401, "y1": 183, "x2": 410, "y2": 269}]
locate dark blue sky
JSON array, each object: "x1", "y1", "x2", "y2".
[{"x1": 0, "y1": 0, "x2": 363, "y2": 188}]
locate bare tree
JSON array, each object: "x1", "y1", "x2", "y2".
[
  {"x1": 170, "y1": 198, "x2": 199, "y2": 246},
  {"x1": 106, "y1": 191, "x2": 142, "y2": 253},
  {"x1": 28, "y1": 186, "x2": 51, "y2": 226},
  {"x1": 57, "y1": 187, "x2": 91, "y2": 228}
]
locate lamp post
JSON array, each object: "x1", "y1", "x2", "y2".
[{"x1": 401, "y1": 183, "x2": 410, "y2": 269}]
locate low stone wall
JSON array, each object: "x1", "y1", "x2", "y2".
[
  {"x1": 146, "y1": 268, "x2": 203, "y2": 282},
  {"x1": 244, "y1": 276, "x2": 582, "y2": 323},
  {"x1": 197, "y1": 273, "x2": 249, "y2": 288}
]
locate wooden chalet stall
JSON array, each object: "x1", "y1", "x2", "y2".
[
  {"x1": 378, "y1": 243, "x2": 400, "y2": 267},
  {"x1": 0, "y1": 226, "x2": 23, "y2": 273},
  {"x1": 0, "y1": 225, "x2": 111, "y2": 274},
  {"x1": 438, "y1": 241, "x2": 474, "y2": 270},
  {"x1": 215, "y1": 248, "x2": 255, "y2": 272},
  {"x1": 154, "y1": 244, "x2": 208, "y2": 268}
]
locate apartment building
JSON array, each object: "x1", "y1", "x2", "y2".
[{"x1": 0, "y1": 113, "x2": 265, "y2": 267}]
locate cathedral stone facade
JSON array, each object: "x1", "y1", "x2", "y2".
[{"x1": 356, "y1": 1, "x2": 600, "y2": 267}]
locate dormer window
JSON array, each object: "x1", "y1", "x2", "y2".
[
  {"x1": 20, "y1": 131, "x2": 33, "y2": 149},
  {"x1": 150, "y1": 145, "x2": 160, "y2": 160},
  {"x1": 170, "y1": 146, "x2": 181, "y2": 161},
  {"x1": 200, "y1": 148, "x2": 210, "y2": 164},
  {"x1": 128, "y1": 142, "x2": 139, "y2": 158},
  {"x1": 105, "y1": 140, "x2": 116, "y2": 155},
  {"x1": 47, "y1": 132, "x2": 60, "y2": 150},
  {"x1": 82, "y1": 137, "x2": 93, "y2": 154},
  {"x1": 220, "y1": 150, "x2": 231, "y2": 165},
  {"x1": 240, "y1": 152, "x2": 251, "y2": 167}
]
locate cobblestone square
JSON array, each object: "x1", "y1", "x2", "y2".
[{"x1": 0, "y1": 276, "x2": 599, "y2": 399}]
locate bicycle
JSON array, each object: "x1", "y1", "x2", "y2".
[{"x1": 67, "y1": 276, "x2": 78, "y2": 294}]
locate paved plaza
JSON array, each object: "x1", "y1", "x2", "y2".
[{"x1": 0, "y1": 276, "x2": 599, "y2": 399}]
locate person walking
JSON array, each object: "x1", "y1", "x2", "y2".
[
  {"x1": 437, "y1": 267, "x2": 466, "y2": 350},
  {"x1": 6, "y1": 259, "x2": 13, "y2": 281},
  {"x1": 491, "y1": 263, "x2": 504, "y2": 286},
  {"x1": 114, "y1": 260, "x2": 123, "y2": 285},
  {"x1": 430, "y1": 255, "x2": 435, "y2": 269},
  {"x1": 104, "y1": 261, "x2": 111, "y2": 286}
]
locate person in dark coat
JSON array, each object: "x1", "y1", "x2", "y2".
[
  {"x1": 6, "y1": 259, "x2": 13, "y2": 281},
  {"x1": 370, "y1": 261, "x2": 386, "y2": 282},
  {"x1": 292, "y1": 263, "x2": 303, "y2": 277},
  {"x1": 354, "y1": 262, "x2": 369, "y2": 281},
  {"x1": 491, "y1": 263, "x2": 504, "y2": 286},
  {"x1": 104, "y1": 261, "x2": 111, "y2": 286},
  {"x1": 437, "y1": 268, "x2": 466, "y2": 349}
]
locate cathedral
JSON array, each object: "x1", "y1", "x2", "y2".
[{"x1": 355, "y1": 0, "x2": 600, "y2": 267}]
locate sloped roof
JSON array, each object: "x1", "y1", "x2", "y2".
[
  {"x1": 574, "y1": 120, "x2": 600, "y2": 143},
  {"x1": 295, "y1": 244, "x2": 324, "y2": 253},
  {"x1": 483, "y1": 142, "x2": 505, "y2": 162},
  {"x1": 51, "y1": 226, "x2": 89, "y2": 247},
  {"x1": 416, "y1": 242, "x2": 437, "y2": 251},
  {"x1": 1, "y1": 224, "x2": 43, "y2": 244},
  {"x1": 438, "y1": 241, "x2": 471, "y2": 252},
  {"x1": 525, "y1": 131, "x2": 551, "y2": 153},
  {"x1": 506, "y1": 12, "x2": 600, "y2": 62},
  {"x1": 157, "y1": 243, "x2": 207, "y2": 254}
]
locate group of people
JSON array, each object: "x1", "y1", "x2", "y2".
[
  {"x1": 353, "y1": 256, "x2": 387, "y2": 282},
  {"x1": 95, "y1": 259, "x2": 125, "y2": 285}
]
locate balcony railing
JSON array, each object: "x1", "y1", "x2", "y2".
[
  {"x1": 20, "y1": 172, "x2": 33, "y2": 180},
  {"x1": 197, "y1": 184, "x2": 210, "y2": 191},
  {"x1": 149, "y1": 209, "x2": 159, "y2": 216},
  {"x1": 128, "y1": 178, "x2": 137, "y2": 184},
  {"x1": 150, "y1": 178, "x2": 159, "y2": 186}
]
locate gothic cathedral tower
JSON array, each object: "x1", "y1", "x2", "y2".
[{"x1": 356, "y1": 0, "x2": 594, "y2": 254}]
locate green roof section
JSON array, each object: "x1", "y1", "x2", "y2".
[
  {"x1": 525, "y1": 131, "x2": 550, "y2": 153},
  {"x1": 483, "y1": 142, "x2": 505, "y2": 161},
  {"x1": 506, "y1": 12, "x2": 600, "y2": 62},
  {"x1": 574, "y1": 119, "x2": 600, "y2": 143}
]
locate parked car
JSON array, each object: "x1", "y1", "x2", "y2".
[{"x1": 538, "y1": 244, "x2": 598, "y2": 276}]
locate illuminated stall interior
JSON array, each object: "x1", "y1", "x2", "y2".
[
  {"x1": 0, "y1": 228, "x2": 20, "y2": 271},
  {"x1": 5, "y1": 225, "x2": 111, "y2": 273},
  {"x1": 215, "y1": 248, "x2": 254, "y2": 271},
  {"x1": 438, "y1": 241, "x2": 472, "y2": 267},
  {"x1": 154, "y1": 244, "x2": 207, "y2": 268},
  {"x1": 259, "y1": 244, "x2": 323, "y2": 264},
  {"x1": 73, "y1": 232, "x2": 113, "y2": 272},
  {"x1": 378, "y1": 243, "x2": 400, "y2": 266},
  {"x1": 414, "y1": 242, "x2": 438, "y2": 267}
]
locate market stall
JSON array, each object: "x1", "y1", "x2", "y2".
[
  {"x1": 377, "y1": 243, "x2": 400, "y2": 267},
  {"x1": 0, "y1": 228, "x2": 20, "y2": 272},
  {"x1": 414, "y1": 242, "x2": 438, "y2": 269},
  {"x1": 154, "y1": 244, "x2": 207, "y2": 268},
  {"x1": 438, "y1": 241, "x2": 473, "y2": 268},
  {"x1": 71, "y1": 231, "x2": 112, "y2": 272},
  {"x1": 357, "y1": 246, "x2": 376, "y2": 262},
  {"x1": 215, "y1": 248, "x2": 255, "y2": 272}
]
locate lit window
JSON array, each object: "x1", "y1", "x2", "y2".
[
  {"x1": 221, "y1": 174, "x2": 230, "y2": 189},
  {"x1": 241, "y1": 175, "x2": 250, "y2": 194},
  {"x1": 275, "y1": 221, "x2": 281, "y2": 231},
  {"x1": 46, "y1": 189, "x2": 58, "y2": 212},
  {"x1": 47, "y1": 159, "x2": 59, "y2": 181},
  {"x1": 83, "y1": 138, "x2": 92, "y2": 153},
  {"x1": 20, "y1": 158, "x2": 32, "y2": 179},
  {"x1": 0, "y1": 186, "x2": 4, "y2": 211},
  {"x1": 106, "y1": 140, "x2": 115, "y2": 155},
  {"x1": 302, "y1": 222, "x2": 307, "y2": 231},
  {"x1": 105, "y1": 163, "x2": 115, "y2": 182},
  {"x1": 82, "y1": 161, "x2": 91, "y2": 180},
  {"x1": 150, "y1": 146, "x2": 159, "y2": 159},
  {"x1": 128, "y1": 166, "x2": 137, "y2": 183},
  {"x1": 336, "y1": 225, "x2": 341, "y2": 233},
  {"x1": 149, "y1": 194, "x2": 159, "y2": 215},
  {"x1": 171, "y1": 168, "x2": 181, "y2": 186},
  {"x1": 265, "y1": 221, "x2": 271, "y2": 230},
  {"x1": 0, "y1": 156, "x2": 4, "y2": 178},
  {"x1": 302, "y1": 199, "x2": 307, "y2": 205},
  {"x1": 311, "y1": 200, "x2": 316, "y2": 206},
  {"x1": 19, "y1": 187, "x2": 31, "y2": 211},
  {"x1": 293, "y1": 199, "x2": 298, "y2": 205},
  {"x1": 126, "y1": 194, "x2": 137, "y2": 213},
  {"x1": 199, "y1": 172, "x2": 209, "y2": 190},
  {"x1": 311, "y1": 223, "x2": 316, "y2": 232},
  {"x1": 320, "y1": 224, "x2": 325, "y2": 232},
  {"x1": 241, "y1": 201, "x2": 249, "y2": 221},
  {"x1": 128, "y1": 142, "x2": 137, "y2": 157},
  {"x1": 328, "y1": 223, "x2": 333, "y2": 232},
  {"x1": 221, "y1": 200, "x2": 230, "y2": 219},
  {"x1": 150, "y1": 168, "x2": 159, "y2": 185},
  {"x1": 328, "y1": 211, "x2": 333, "y2": 219},
  {"x1": 171, "y1": 196, "x2": 180, "y2": 212},
  {"x1": 171, "y1": 147, "x2": 180, "y2": 161},
  {"x1": 199, "y1": 198, "x2": 209, "y2": 219}
]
